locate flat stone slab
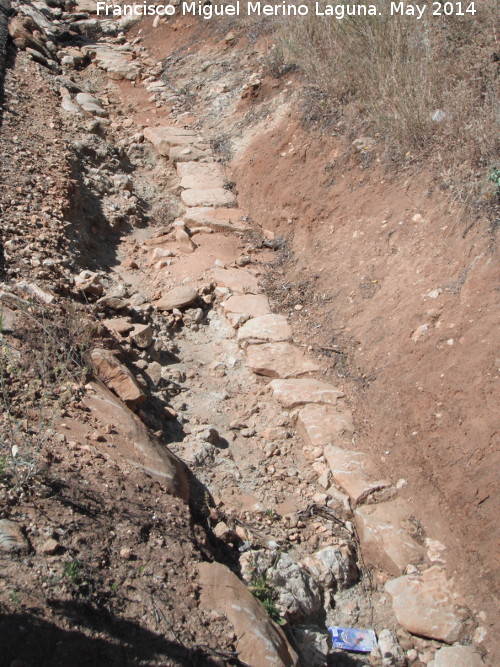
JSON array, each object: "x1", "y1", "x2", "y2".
[
  {"x1": 181, "y1": 188, "x2": 236, "y2": 208},
  {"x1": 183, "y1": 206, "x2": 249, "y2": 232},
  {"x1": 223, "y1": 294, "x2": 271, "y2": 319},
  {"x1": 198, "y1": 562, "x2": 299, "y2": 666},
  {"x1": 295, "y1": 403, "x2": 354, "y2": 449},
  {"x1": 169, "y1": 145, "x2": 208, "y2": 163},
  {"x1": 246, "y1": 342, "x2": 321, "y2": 378},
  {"x1": 213, "y1": 267, "x2": 260, "y2": 294},
  {"x1": 144, "y1": 126, "x2": 204, "y2": 157},
  {"x1": 269, "y1": 378, "x2": 345, "y2": 409},
  {"x1": 434, "y1": 646, "x2": 485, "y2": 666},
  {"x1": 92, "y1": 45, "x2": 141, "y2": 81},
  {"x1": 385, "y1": 566, "x2": 469, "y2": 643},
  {"x1": 237, "y1": 314, "x2": 292, "y2": 345},
  {"x1": 176, "y1": 161, "x2": 225, "y2": 190},
  {"x1": 154, "y1": 285, "x2": 198, "y2": 311},
  {"x1": 354, "y1": 501, "x2": 426, "y2": 576},
  {"x1": 323, "y1": 445, "x2": 391, "y2": 505}
]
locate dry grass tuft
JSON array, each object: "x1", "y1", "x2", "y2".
[{"x1": 268, "y1": 0, "x2": 499, "y2": 208}]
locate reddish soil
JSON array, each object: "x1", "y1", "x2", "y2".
[{"x1": 231, "y1": 117, "x2": 499, "y2": 624}]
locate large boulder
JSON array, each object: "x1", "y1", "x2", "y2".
[
  {"x1": 433, "y1": 645, "x2": 485, "y2": 666},
  {"x1": 198, "y1": 562, "x2": 299, "y2": 666},
  {"x1": 303, "y1": 544, "x2": 359, "y2": 591},
  {"x1": 83, "y1": 382, "x2": 189, "y2": 501},
  {"x1": 385, "y1": 566, "x2": 470, "y2": 643}
]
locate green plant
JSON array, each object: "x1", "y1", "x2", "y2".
[
  {"x1": 488, "y1": 167, "x2": 500, "y2": 197},
  {"x1": 63, "y1": 559, "x2": 81, "y2": 584},
  {"x1": 249, "y1": 573, "x2": 285, "y2": 625},
  {"x1": 0, "y1": 455, "x2": 7, "y2": 477},
  {"x1": 9, "y1": 590, "x2": 20, "y2": 605}
]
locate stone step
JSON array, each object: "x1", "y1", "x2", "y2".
[
  {"x1": 237, "y1": 313, "x2": 292, "y2": 345},
  {"x1": 323, "y1": 444, "x2": 391, "y2": 505},
  {"x1": 176, "y1": 161, "x2": 226, "y2": 189},
  {"x1": 183, "y1": 206, "x2": 249, "y2": 232},
  {"x1": 169, "y1": 145, "x2": 209, "y2": 162},
  {"x1": 245, "y1": 342, "x2": 321, "y2": 378},
  {"x1": 294, "y1": 403, "x2": 354, "y2": 449},
  {"x1": 180, "y1": 187, "x2": 236, "y2": 208},
  {"x1": 385, "y1": 565, "x2": 471, "y2": 643},
  {"x1": 143, "y1": 126, "x2": 206, "y2": 157},
  {"x1": 354, "y1": 500, "x2": 426, "y2": 576},
  {"x1": 213, "y1": 267, "x2": 260, "y2": 294},
  {"x1": 222, "y1": 293, "x2": 271, "y2": 319},
  {"x1": 269, "y1": 378, "x2": 345, "y2": 409},
  {"x1": 91, "y1": 45, "x2": 141, "y2": 81}
]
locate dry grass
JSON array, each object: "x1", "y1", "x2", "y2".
[
  {"x1": 0, "y1": 302, "x2": 90, "y2": 489},
  {"x1": 268, "y1": 0, "x2": 499, "y2": 207}
]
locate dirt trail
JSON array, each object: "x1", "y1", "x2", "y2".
[{"x1": 0, "y1": 5, "x2": 496, "y2": 667}]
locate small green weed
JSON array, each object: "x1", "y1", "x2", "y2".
[
  {"x1": 63, "y1": 559, "x2": 81, "y2": 584},
  {"x1": 250, "y1": 573, "x2": 285, "y2": 625},
  {"x1": 9, "y1": 590, "x2": 20, "y2": 605},
  {"x1": 488, "y1": 167, "x2": 500, "y2": 197}
]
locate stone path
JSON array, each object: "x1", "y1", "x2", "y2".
[{"x1": 4, "y1": 5, "x2": 489, "y2": 664}]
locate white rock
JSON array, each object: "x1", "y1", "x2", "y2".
[
  {"x1": 303, "y1": 544, "x2": 358, "y2": 591},
  {"x1": 377, "y1": 629, "x2": 406, "y2": 667},
  {"x1": 269, "y1": 552, "x2": 322, "y2": 622}
]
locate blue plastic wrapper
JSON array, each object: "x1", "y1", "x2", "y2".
[{"x1": 328, "y1": 626, "x2": 377, "y2": 653}]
